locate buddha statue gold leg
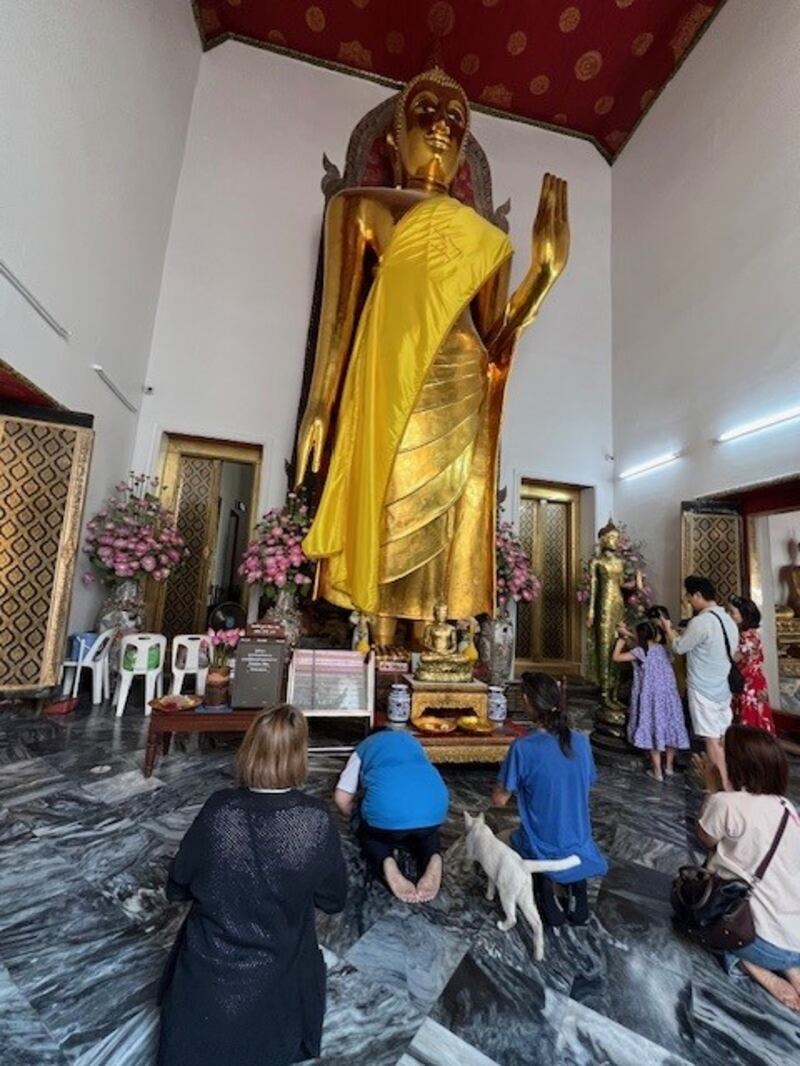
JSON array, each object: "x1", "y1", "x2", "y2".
[{"x1": 372, "y1": 615, "x2": 398, "y2": 647}]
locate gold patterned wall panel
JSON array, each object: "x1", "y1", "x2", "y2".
[
  {"x1": 681, "y1": 509, "x2": 743, "y2": 607},
  {"x1": 161, "y1": 456, "x2": 220, "y2": 638},
  {"x1": 0, "y1": 417, "x2": 93, "y2": 690},
  {"x1": 541, "y1": 502, "x2": 568, "y2": 661}
]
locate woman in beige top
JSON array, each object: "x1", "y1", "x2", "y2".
[{"x1": 696, "y1": 725, "x2": 800, "y2": 1010}]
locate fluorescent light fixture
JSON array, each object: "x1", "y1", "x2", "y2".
[
  {"x1": 716, "y1": 404, "x2": 800, "y2": 443},
  {"x1": 618, "y1": 452, "x2": 680, "y2": 480},
  {"x1": 91, "y1": 364, "x2": 138, "y2": 413}
]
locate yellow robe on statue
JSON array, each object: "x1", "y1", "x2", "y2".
[{"x1": 304, "y1": 195, "x2": 513, "y2": 619}]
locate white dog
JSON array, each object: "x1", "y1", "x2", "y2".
[{"x1": 463, "y1": 811, "x2": 580, "y2": 960}]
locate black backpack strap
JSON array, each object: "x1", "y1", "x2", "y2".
[
  {"x1": 711, "y1": 610, "x2": 735, "y2": 666},
  {"x1": 753, "y1": 803, "x2": 791, "y2": 883}
]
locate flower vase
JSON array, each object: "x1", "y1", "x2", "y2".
[
  {"x1": 262, "y1": 586, "x2": 303, "y2": 647},
  {"x1": 96, "y1": 578, "x2": 146, "y2": 673},
  {"x1": 96, "y1": 578, "x2": 145, "y2": 634},
  {"x1": 478, "y1": 609, "x2": 515, "y2": 687},
  {"x1": 204, "y1": 667, "x2": 230, "y2": 708}
]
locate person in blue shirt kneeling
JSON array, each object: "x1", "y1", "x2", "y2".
[
  {"x1": 335, "y1": 729, "x2": 449, "y2": 904},
  {"x1": 493, "y1": 672, "x2": 607, "y2": 926}
]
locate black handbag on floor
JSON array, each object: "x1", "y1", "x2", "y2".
[
  {"x1": 671, "y1": 802, "x2": 790, "y2": 951},
  {"x1": 711, "y1": 610, "x2": 745, "y2": 696}
]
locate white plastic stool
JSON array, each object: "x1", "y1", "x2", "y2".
[
  {"x1": 115, "y1": 634, "x2": 166, "y2": 717},
  {"x1": 60, "y1": 629, "x2": 116, "y2": 704},
  {"x1": 170, "y1": 634, "x2": 211, "y2": 697}
]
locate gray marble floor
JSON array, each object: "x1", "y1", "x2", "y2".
[{"x1": 1, "y1": 697, "x2": 799, "y2": 1065}]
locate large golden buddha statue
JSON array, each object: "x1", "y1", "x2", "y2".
[{"x1": 296, "y1": 69, "x2": 569, "y2": 626}]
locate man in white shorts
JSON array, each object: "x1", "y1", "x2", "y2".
[{"x1": 663, "y1": 575, "x2": 739, "y2": 790}]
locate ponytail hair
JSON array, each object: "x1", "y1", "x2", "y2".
[{"x1": 520, "y1": 672, "x2": 572, "y2": 756}]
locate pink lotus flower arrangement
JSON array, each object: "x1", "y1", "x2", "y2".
[
  {"x1": 496, "y1": 518, "x2": 542, "y2": 614},
  {"x1": 83, "y1": 474, "x2": 188, "y2": 584},
  {"x1": 238, "y1": 492, "x2": 314, "y2": 600},
  {"x1": 576, "y1": 524, "x2": 654, "y2": 621},
  {"x1": 207, "y1": 627, "x2": 245, "y2": 671}
]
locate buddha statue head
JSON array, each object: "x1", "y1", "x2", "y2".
[
  {"x1": 598, "y1": 518, "x2": 621, "y2": 552},
  {"x1": 390, "y1": 68, "x2": 469, "y2": 192}
]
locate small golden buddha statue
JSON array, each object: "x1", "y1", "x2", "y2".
[
  {"x1": 415, "y1": 603, "x2": 474, "y2": 683},
  {"x1": 586, "y1": 519, "x2": 628, "y2": 709}
]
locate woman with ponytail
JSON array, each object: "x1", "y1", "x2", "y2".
[{"x1": 492, "y1": 673, "x2": 607, "y2": 926}]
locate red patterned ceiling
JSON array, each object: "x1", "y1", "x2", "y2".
[{"x1": 192, "y1": 0, "x2": 726, "y2": 160}]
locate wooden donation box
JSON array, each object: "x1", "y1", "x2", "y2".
[
  {"x1": 231, "y1": 639, "x2": 287, "y2": 708},
  {"x1": 287, "y1": 650, "x2": 375, "y2": 745}
]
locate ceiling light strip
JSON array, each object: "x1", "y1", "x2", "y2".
[
  {"x1": 618, "y1": 452, "x2": 680, "y2": 481},
  {"x1": 91, "y1": 365, "x2": 138, "y2": 413},
  {"x1": 716, "y1": 405, "x2": 800, "y2": 443},
  {"x1": 0, "y1": 259, "x2": 70, "y2": 340}
]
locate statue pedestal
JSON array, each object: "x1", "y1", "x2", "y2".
[
  {"x1": 406, "y1": 677, "x2": 488, "y2": 723},
  {"x1": 591, "y1": 701, "x2": 632, "y2": 754}
]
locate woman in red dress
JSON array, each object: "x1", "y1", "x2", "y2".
[{"x1": 728, "y1": 596, "x2": 775, "y2": 734}]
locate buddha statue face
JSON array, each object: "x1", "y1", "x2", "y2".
[
  {"x1": 393, "y1": 71, "x2": 469, "y2": 191},
  {"x1": 598, "y1": 524, "x2": 620, "y2": 552},
  {"x1": 433, "y1": 602, "x2": 449, "y2": 624}
]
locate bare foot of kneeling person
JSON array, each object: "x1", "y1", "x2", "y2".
[
  {"x1": 416, "y1": 854, "x2": 443, "y2": 903},
  {"x1": 742, "y1": 961, "x2": 800, "y2": 1011},
  {"x1": 383, "y1": 857, "x2": 419, "y2": 903}
]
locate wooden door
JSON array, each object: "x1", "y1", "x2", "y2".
[
  {"x1": 515, "y1": 481, "x2": 582, "y2": 675},
  {"x1": 153, "y1": 436, "x2": 262, "y2": 638}
]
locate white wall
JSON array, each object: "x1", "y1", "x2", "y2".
[
  {"x1": 134, "y1": 41, "x2": 613, "y2": 550},
  {"x1": 0, "y1": 0, "x2": 200, "y2": 628},
  {"x1": 612, "y1": 0, "x2": 800, "y2": 612}
]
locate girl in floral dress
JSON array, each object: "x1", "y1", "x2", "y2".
[
  {"x1": 614, "y1": 621, "x2": 690, "y2": 781},
  {"x1": 728, "y1": 596, "x2": 775, "y2": 734}
]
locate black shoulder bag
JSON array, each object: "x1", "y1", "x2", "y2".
[
  {"x1": 671, "y1": 801, "x2": 790, "y2": 951},
  {"x1": 711, "y1": 610, "x2": 745, "y2": 696}
]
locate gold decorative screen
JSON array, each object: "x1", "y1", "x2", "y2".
[
  {"x1": 161, "y1": 456, "x2": 221, "y2": 638},
  {"x1": 0, "y1": 416, "x2": 93, "y2": 690},
  {"x1": 681, "y1": 508, "x2": 743, "y2": 606},
  {"x1": 515, "y1": 482, "x2": 582, "y2": 674}
]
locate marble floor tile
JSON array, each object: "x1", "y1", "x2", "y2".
[
  {"x1": 304, "y1": 961, "x2": 426, "y2": 1066},
  {"x1": 398, "y1": 1017, "x2": 501, "y2": 1066},
  {"x1": 688, "y1": 956, "x2": 800, "y2": 1066},
  {"x1": 9, "y1": 917, "x2": 167, "y2": 1060},
  {"x1": 555, "y1": 995, "x2": 693, "y2": 1066},
  {"x1": 0, "y1": 757, "x2": 67, "y2": 807},
  {"x1": 0, "y1": 961, "x2": 67, "y2": 1065},
  {"x1": 345, "y1": 901, "x2": 474, "y2": 1007},
  {"x1": 80, "y1": 768, "x2": 164, "y2": 805},
  {"x1": 430, "y1": 924, "x2": 571, "y2": 1065},
  {"x1": 72, "y1": 1005, "x2": 160, "y2": 1066}
]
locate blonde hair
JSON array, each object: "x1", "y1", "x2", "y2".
[{"x1": 236, "y1": 704, "x2": 308, "y2": 790}]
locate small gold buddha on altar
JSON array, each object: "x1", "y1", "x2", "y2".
[{"x1": 415, "y1": 603, "x2": 474, "y2": 683}]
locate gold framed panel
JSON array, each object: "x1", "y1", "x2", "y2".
[
  {"x1": 515, "y1": 480, "x2": 583, "y2": 676},
  {"x1": 680, "y1": 507, "x2": 743, "y2": 609},
  {"x1": 150, "y1": 434, "x2": 263, "y2": 634},
  {"x1": 0, "y1": 415, "x2": 93, "y2": 691}
]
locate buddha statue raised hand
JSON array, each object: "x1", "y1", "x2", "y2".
[{"x1": 296, "y1": 68, "x2": 569, "y2": 624}]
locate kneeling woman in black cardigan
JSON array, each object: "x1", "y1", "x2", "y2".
[{"x1": 158, "y1": 705, "x2": 347, "y2": 1066}]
